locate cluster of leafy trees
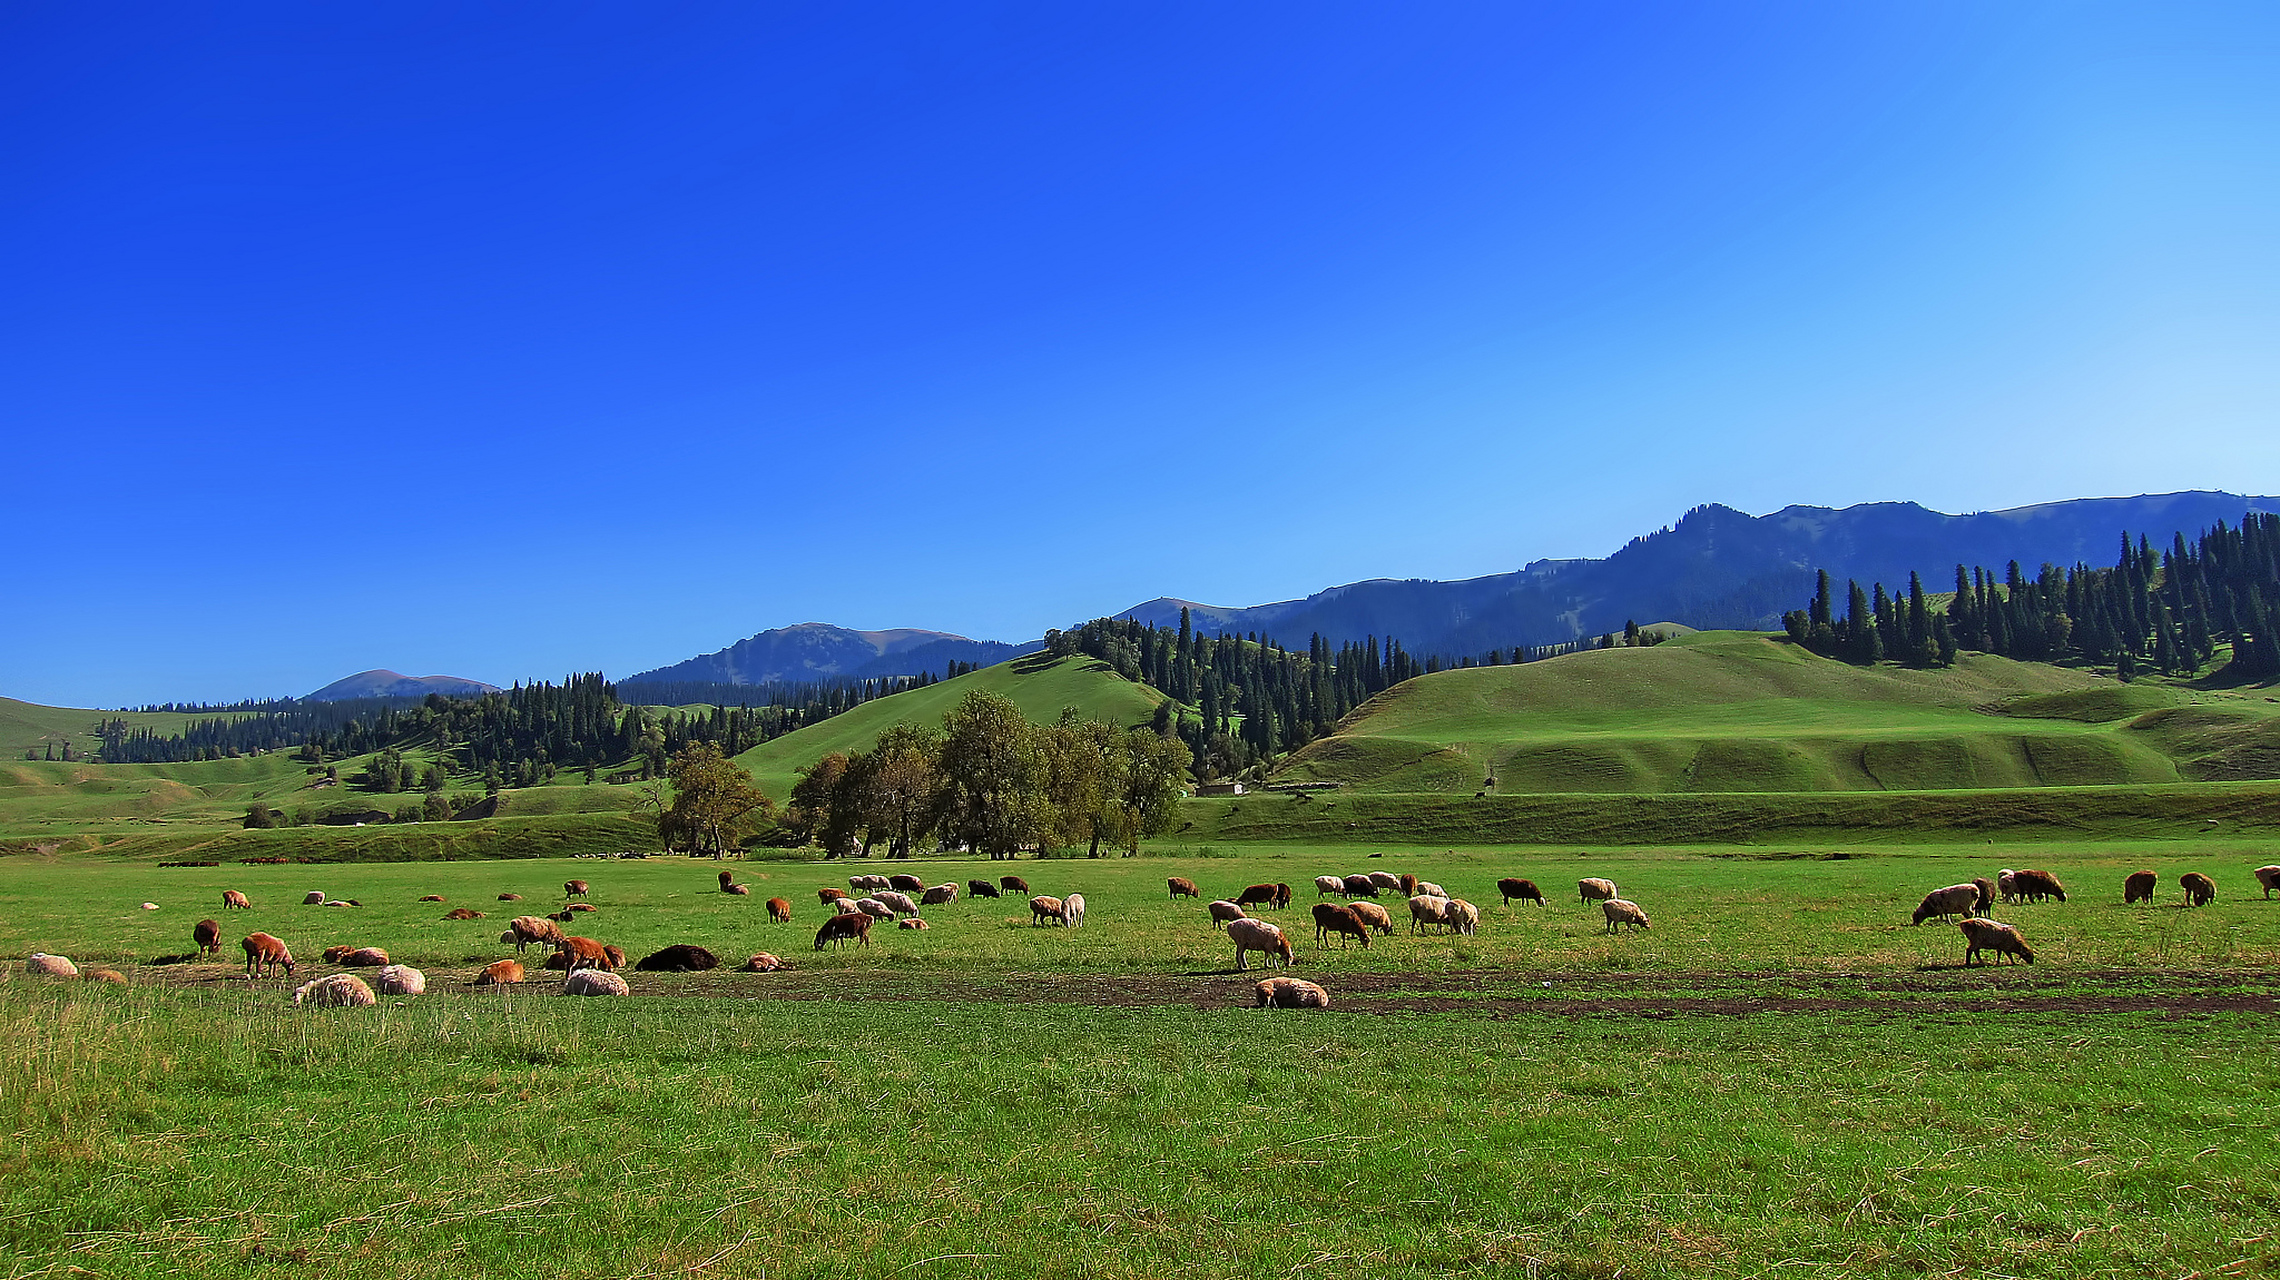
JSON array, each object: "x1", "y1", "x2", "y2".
[
  {"x1": 1784, "y1": 512, "x2": 2280, "y2": 679},
  {"x1": 784, "y1": 691, "x2": 1191, "y2": 859}
]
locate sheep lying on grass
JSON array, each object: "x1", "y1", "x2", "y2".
[
  {"x1": 376, "y1": 965, "x2": 426, "y2": 996},
  {"x1": 561, "y1": 969, "x2": 629, "y2": 997},
  {"x1": 635, "y1": 944, "x2": 719, "y2": 972},
  {"x1": 27, "y1": 953, "x2": 78, "y2": 978},
  {"x1": 293, "y1": 974, "x2": 375, "y2": 1007},
  {"x1": 741, "y1": 953, "x2": 784, "y2": 972},
  {"x1": 1254, "y1": 977, "x2": 1330, "y2": 1009},
  {"x1": 475, "y1": 960, "x2": 524, "y2": 986}
]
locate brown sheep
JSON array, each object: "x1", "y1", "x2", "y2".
[
  {"x1": 1498, "y1": 877, "x2": 1544, "y2": 907},
  {"x1": 2256, "y1": 865, "x2": 2280, "y2": 899},
  {"x1": 1958, "y1": 917, "x2": 2034, "y2": 966},
  {"x1": 564, "y1": 879, "x2": 589, "y2": 899},
  {"x1": 1236, "y1": 883, "x2": 1279, "y2": 909},
  {"x1": 242, "y1": 932, "x2": 295, "y2": 977},
  {"x1": 1340, "y1": 874, "x2": 1379, "y2": 897},
  {"x1": 419, "y1": 895, "x2": 446, "y2": 902},
  {"x1": 303, "y1": 891, "x2": 326, "y2": 906},
  {"x1": 1000, "y1": 875, "x2": 1031, "y2": 894},
  {"x1": 898, "y1": 918, "x2": 930, "y2": 931},
  {"x1": 1311, "y1": 902, "x2": 1371, "y2": 949},
  {"x1": 1168, "y1": 877, "x2": 1200, "y2": 900},
  {"x1": 1911, "y1": 884, "x2": 1981, "y2": 925},
  {"x1": 888, "y1": 874, "x2": 927, "y2": 894},
  {"x1": 635, "y1": 944, "x2": 719, "y2": 972},
  {"x1": 967, "y1": 879, "x2": 1001, "y2": 899},
  {"x1": 1254, "y1": 976, "x2": 1330, "y2": 1009},
  {"x1": 498, "y1": 893, "x2": 523, "y2": 901},
  {"x1": 2124, "y1": 870, "x2": 2158, "y2": 905},
  {"x1": 1346, "y1": 900, "x2": 1395, "y2": 935},
  {"x1": 1601, "y1": 899, "x2": 1650, "y2": 932},
  {"x1": 2180, "y1": 872, "x2": 2216, "y2": 907},
  {"x1": 444, "y1": 908, "x2": 486, "y2": 920},
  {"x1": 475, "y1": 959, "x2": 524, "y2": 986},
  {"x1": 814, "y1": 912, "x2": 872, "y2": 950},
  {"x1": 724, "y1": 884, "x2": 752, "y2": 897},
  {"x1": 1029, "y1": 895, "x2": 1067, "y2": 926},
  {"x1": 1971, "y1": 877, "x2": 1997, "y2": 915},
  {"x1": 718, "y1": 869, "x2": 737, "y2": 890},
  {"x1": 741, "y1": 952, "x2": 784, "y2": 972},
  {"x1": 767, "y1": 897, "x2": 792, "y2": 924},
  {"x1": 1273, "y1": 883, "x2": 1292, "y2": 909},
  {"x1": 84, "y1": 968, "x2": 128, "y2": 986},
  {"x1": 566, "y1": 902, "x2": 598, "y2": 913},
  {"x1": 2012, "y1": 869, "x2": 2066, "y2": 903},
  {"x1": 322, "y1": 945, "x2": 355, "y2": 964},
  {"x1": 554, "y1": 936, "x2": 615, "y2": 972},
  {"x1": 1578, "y1": 878, "x2": 1618, "y2": 906},
  {"x1": 337, "y1": 947, "x2": 389, "y2": 967},
  {"x1": 920, "y1": 884, "x2": 959, "y2": 906},
  {"x1": 818, "y1": 887, "x2": 850, "y2": 906},
  {"x1": 504, "y1": 915, "x2": 564, "y2": 953},
  {"x1": 222, "y1": 889, "x2": 250, "y2": 910},
  {"x1": 193, "y1": 918, "x2": 222, "y2": 959},
  {"x1": 1226, "y1": 918, "x2": 1293, "y2": 971},
  {"x1": 1399, "y1": 873, "x2": 1419, "y2": 896}
]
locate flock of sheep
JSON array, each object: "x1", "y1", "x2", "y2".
[{"x1": 17, "y1": 860, "x2": 2280, "y2": 1010}]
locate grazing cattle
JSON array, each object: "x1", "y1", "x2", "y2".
[
  {"x1": 2124, "y1": 870, "x2": 2158, "y2": 905},
  {"x1": 1207, "y1": 899, "x2": 1248, "y2": 925},
  {"x1": 1254, "y1": 977, "x2": 1331, "y2": 1009},
  {"x1": 887, "y1": 874, "x2": 927, "y2": 894},
  {"x1": 1958, "y1": 918, "x2": 2034, "y2": 966},
  {"x1": 1029, "y1": 895, "x2": 1067, "y2": 926},
  {"x1": 920, "y1": 884, "x2": 959, "y2": 906},
  {"x1": 967, "y1": 879, "x2": 1001, "y2": 899},
  {"x1": 635, "y1": 944, "x2": 720, "y2": 972},
  {"x1": 1601, "y1": 899, "x2": 1650, "y2": 933},
  {"x1": 814, "y1": 912, "x2": 872, "y2": 950},
  {"x1": 849, "y1": 874, "x2": 890, "y2": 893},
  {"x1": 1346, "y1": 900, "x2": 1395, "y2": 935},
  {"x1": 1340, "y1": 875, "x2": 1379, "y2": 897},
  {"x1": 1314, "y1": 875, "x2": 1346, "y2": 898},
  {"x1": 1578, "y1": 878, "x2": 1618, "y2": 906},
  {"x1": 1000, "y1": 875, "x2": 1030, "y2": 894},
  {"x1": 1911, "y1": 884, "x2": 1982, "y2": 925},
  {"x1": 1168, "y1": 877, "x2": 1200, "y2": 900},
  {"x1": 475, "y1": 960, "x2": 524, "y2": 986},
  {"x1": 444, "y1": 908, "x2": 485, "y2": 920},
  {"x1": 242, "y1": 933, "x2": 295, "y2": 977},
  {"x1": 222, "y1": 890, "x2": 250, "y2": 910},
  {"x1": 503, "y1": 916, "x2": 563, "y2": 953},
  {"x1": 193, "y1": 918, "x2": 222, "y2": 958},
  {"x1": 767, "y1": 897, "x2": 792, "y2": 924},
  {"x1": 741, "y1": 953, "x2": 784, "y2": 972},
  {"x1": 1498, "y1": 878, "x2": 1544, "y2": 907},
  {"x1": 1236, "y1": 883, "x2": 1279, "y2": 909},
  {"x1": 2180, "y1": 872, "x2": 2216, "y2": 908},
  {"x1": 554, "y1": 936, "x2": 615, "y2": 972},
  {"x1": 1311, "y1": 903, "x2": 1371, "y2": 949},
  {"x1": 1226, "y1": 918, "x2": 1293, "y2": 971},
  {"x1": 2256, "y1": 865, "x2": 2280, "y2": 900},
  {"x1": 564, "y1": 880, "x2": 589, "y2": 899}
]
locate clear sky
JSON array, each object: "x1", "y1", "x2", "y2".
[{"x1": 8, "y1": 2, "x2": 2280, "y2": 707}]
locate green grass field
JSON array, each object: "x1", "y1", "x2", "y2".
[
  {"x1": 0, "y1": 697, "x2": 268, "y2": 759},
  {"x1": 1276, "y1": 632, "x2": 2280, "y2": 794}
]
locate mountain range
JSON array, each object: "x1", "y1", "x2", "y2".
[
  {"x1": 305, "y1": 671, "x2": 501, "y2": 702},
  {"x1": 617, "y1": 623, "x2": 1037, "y2": 690}
]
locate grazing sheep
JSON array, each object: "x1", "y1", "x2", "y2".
[
  {"x1": 1911, "y1": 884, "x2": 1982, "y2": 925},
  {"x1": 1578, "y1": 878, "x2": 1618, "y2": 906},
  {"x1": 1414, "y1": 881, "x2": 1447, "y2": 900},
  {"x1": 887, "y1": 874, "x2": 927, "y2": 894},
  {"x1": 1236, "y1": 883, "x2": 1279, "y2": 909},
  {"x1": 814, "y1": 912, "x2": 872, "y2": 950},
  {"x1": 849, "y1": 873, "x2": 889, "y2": 893},
  {"x1": 1065, "y1": 893, "x2": 1087, "y2": 928},
  {"x1": 1029, "y1": 895, "x2": 1067, "y2": 926},
  {"x1": 898, "y1": 918, "x2": 929, "y2": 931},
  {"x1": 1314, "y1": 875, "x2": 1346, "y2": 898},
  {"x1": 967, "y1": 879, "x2": 1001, "y2": 899},
  {"x1": 741, "y1": 953, "x2": 784, "y2": 972},
  {"x1": 565, "y1": 880, "x2": 589, "y2": 898},
  {"x1": 635, "y1": 944, "x2": 720, "y2": 972},
  {"x1": 723, "y1": 884, "x2": 751, "y2": 897},
  {"x1": 920, "y1": 884, "x2": 959, "y2": 906},
  {"x1": 1226, "y1": 918, "x2": 1294, "y2": 971},
  {"x1": 561, "y1": 969, "x2": 630, "y2": 997},
  {"x1": 1498, "y1": 878, "x2": 1544, "y2": 907},
  {"x1": 84, "y1": 969, "x2": 128, "y2": 986},
  {"x1": 853, "y1": 897, "x2": 895, "y2": 920},
  {"x1": 1167, "y1": 876, "x2": 1201, "y2": 900},
  {"x1": 872, "y1": 890, "x2": 921, "y2": 918},
  {"x1": 1398, "y1": 873, "x2": 1419, "y2": 896},
  {"x1": 1959, "y1": 917, "x2": 2034, "y2": 966},
  {"x1": 1207, "y1": 899, "x2": 1249, "y2": 924},
  {"x1": 242, "y1": 933, "x2": 295, "y2": 976},
  {"x1": 26, "y1": 953, "x2": 78, "y2": 978},
  {"x1": 604, "y1": 944, "x2": 626, "y2": 970},
  {"x1": 498, "y1": 893, "x2": 523, "y2": 901},
  {"x1": 818, "y1": 887, "x2": 850, "y2": 906},
  {"x1": 1443, "y1": 898, "x2": 1480, "y2": 936},
  {"x1": 293, "y1": 973, "x2": 376, "y2": 1007},
  {"x1": 1000, "y1": 875, "x2": 1031, "y2": 894},
  {"x1": 1971, "y1": 878, "x2": 1996, "y2": 915},
  {"x1": 1407, "y1": 895, "x2": 1450, "y2": 934},
  {"x1": 222, "y1": 889, "x2": 250, "y2": 910},
  {"x1": 338, "y1": 947, "x2": 389, "y2": 967},
  {"x1": 303, "y1": 890, "x2": 326, "y2": 906},
  {"x1": 554, "y1": 936, "x2": 615, "y2": 972},
  {"x1": 376, "y1": 965, "x2": 426, "y2": 996},
  {"x1": 2256, "y1": 865, "x2": 2280, "y2": 900},
  {"x1": 1254, "y1": 977, "x2": 1331, "y2": 1009},
  {"x1": 1601, "y1": 899, "x2": 1650, "y2": 933},
  {"x1": 1346, "y1": 900, "x2": 1395, "y2": 935},
  {"x1": 503, "y1": 916, "x2": 563, "y2": 953},
  {"x1": 1311, "y1": 903, "x2": 1371, "y2": 949},
  {"x1": 2124, "y1": 870, "x2": 2158, "y2": 905},
  {"x1": 1997, "y1": 869, "x2": 2021, "y2": 904},
  {"x1": 2180, "y1": 872, "x2": 2216, "y2": 908},
  {"x1": 444, "y1": 908, "x2": 485, "y2": 920},
  {"x1": 418, "y1": 895, "x2": 446, "y2": 903},
  {"x1": 1366, "y1": 871, "x2": 1403, "y2": 894},
  {"x1": 193, "y1": 918, "x2": 222, "y2": 958},
  {"x1": 2013, "y1": 869, "x2": 2067, "y2": 904},
  {"x1": 1273, "y1": 883, "x2": 1292, "y2": 908},
  {"x1": 475, "y1": 960, "x2": 524, "y2": 986},
  {"x1": 767, "y1": 897, "x2": 792, "y2": 923},
  {"x1": 1340, "y1": 874, "x2": 1379, "y2": 897}
]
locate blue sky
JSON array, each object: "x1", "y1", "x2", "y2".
[{"x1": 7, "y1": 2, "x2": 2280, "y2": 706}]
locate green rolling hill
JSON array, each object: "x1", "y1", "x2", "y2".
[
  {"x1": 1273, "y1": 630, "x2": 2280, "y2": 795},
  {"x1": 733, "y1": 653, "x2": 1168, "y2": 798},
  {"x1": 0, "y1": 698, "x2": 263, "y2": 759}
]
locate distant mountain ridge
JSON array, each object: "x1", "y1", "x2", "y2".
[
  {"x1": 1116, "y1": 490, "x2": 2280, "y2": 655},
  {"x1": 305, "y1": 670, "x2": 500, "y2": 702},
  {"x1": 620, "y1": 622, "x2": 1039, "y2": 689}
]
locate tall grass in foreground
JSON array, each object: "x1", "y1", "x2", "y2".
[{"x1": 3, "y1": 979, "x2": 2273, "y2": 1279}]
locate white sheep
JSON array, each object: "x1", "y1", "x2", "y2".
[
  {"x1": 1601, "y1": 899, "x2": 1650, "y2": 932},
  {"x1": 1442, "y1": 898, "x2": 1479, "y2": 936},
  {"x1": 1414, "y1": 880, "x2": 1447, "y2": 899},
  {"x1": 1207, "y1": 899, "x2": 1248, "y2": 924},
  {"x1": 293, "y1": 973, "x2": 377, "y2": 1007},
  {"x1": 376, "y1": 964, "x2": 426, "y2": 996},
  {"x1": 1254, "y1": 977, "x2": 1331, "y2": 1009},
  {"x1": 1407, "y1": 894, "x2": 1451, "y2": 934},
  {"x1": 1226, "y1": 918, "x2": 1293, "y2": 971},
  {"x1": 1367, "y1": 871, "x2": 1403, "y2": 894},
  {"x1": 1996, "y1": 869, "x2": 2021, "y2": 904},
  {"x1": 871, "y1": 890, "x2": 921, "y2": 918},
  {"x1": 26, "y1": 953, "x2": 78, "y2": 978},
  {"x1": 853, "y1": 897, "x2": 896, "y2": 920},
  {"x1": 1064, "y1": 892, "x2": 1087, "y2": 928},
  {"x1": 562, "y1": 969, "x2": 631, "y2": 996},
  {"x1": 1578, "y1": 878, "x2": 1618, "y2": 906},
  {"x1": 1314, "y1": 875, "x2": 1347, "y2": 897},
  {"x1": 1911, "y1": 884, "x2": 1981, "y2": 925},
  {"x1": 848, "y1": 873, "x2": 890, "y2": 893}
]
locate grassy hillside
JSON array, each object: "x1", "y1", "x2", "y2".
[
  {"x1": 1276, "y1": 630, "x2": 2280, "y2": 794},
  {"x1": 735, "y1": 653, "x2": 1166, "y2": 797},
  {"x1": 0, "y1": 697, "x2": 264, "y2": 758}
]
